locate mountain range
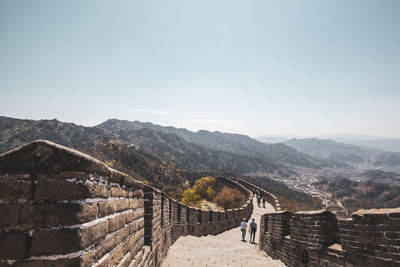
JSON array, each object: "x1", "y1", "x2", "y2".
[
  {"x1": 0, "y1": 116, "x2": 338, "y2": 176},
  {"x1": 2, "y1": 115, "x2": 400, "y2": 213},
  {"x1": 258, "y1": 134, "x2": 400, "y2": 153},
  {"x1": 284, "y1": 138, "x2": 400, "y2": 170}
]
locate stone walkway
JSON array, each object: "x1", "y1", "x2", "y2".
[{"x1": 161, "y1": 198, "x2": 286, "y2": 267}]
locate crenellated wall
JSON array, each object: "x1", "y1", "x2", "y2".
[
  {"x1": 0, "y1": 140, "x2": 253, "y2": 267},
  {"x1": 231, "y1": 178, "x2": 281, "y2": 211},
  {"x1": 258, "y1": 208, "x2": 400, "y2": 267}
]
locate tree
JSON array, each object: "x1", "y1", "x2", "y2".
[
  {"x1": 181, "y1": 188, "x2": 201, "y2": 206},
  {"x1": 192, "y1": 176, "x2": 216, "y2": 201},
  {"x1": 213, "y1": 186, "x2": 245, "y2": 209}
]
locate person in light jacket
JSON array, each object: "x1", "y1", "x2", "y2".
[{"x1": 240, "y1": 218, "x2": 247, "y2": 241}]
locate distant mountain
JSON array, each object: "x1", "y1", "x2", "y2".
[
  {"x1": 284, "y1": 138, "x2": 400, "y2": 172},
  {"x1": 334, "y1": 139, "x2": 400, "y2": 153},
  {"x1": 0, "y1": 116, "x2": 105, "y2": 153},
  {"x1": 256, "y1": 136, "x2": 290, "y2": 144},
  {"x1": 0, "y1": 116, "x2": 341, "y2": 177},
  {"x1": 316, "y1": 133, "x2": 400, "y2": 153},
  {"x1": 97, "y1": 119, "x2": 339, "y2": 170},
  {"x1": 258, "y1": 133, "x2": 400, "y2": 153}
]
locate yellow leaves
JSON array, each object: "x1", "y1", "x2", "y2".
[
  {"x1": 192, "y1": 176, "x2": 216, "y2": 201},
  {"x1": 181, "y1": 176, "x2": 217, "y2": 206},
  {"x1": 181, "y1": 188, "x2": 201, "y2": 206},
  {"x1": 181, "y1": 177, "x2": 245, "y2": 210},
  {"x1": 206, "y1": 187, "x2": 216, "y2": 200},
  {"x1": 105, "y1": 159, "x2": 116, "y2": 168}
]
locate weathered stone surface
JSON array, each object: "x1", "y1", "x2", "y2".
[
  {"x1": 109, "y1": 213, "x2": 126, "y2": 233},
  {"x1": 0, "y1": 141, "x2": 109, "y2": 176},
  {"x1": 31, "y1": 220, "x2": 108, "y2": 255},
  {"x1": 21, "y1": 203, "x2": 97, "y2": 227},
  {"x1": 0, "y1": 232, "x2": 28, "y2": 259},
  {"x1": 0, "y1": 177, "x2": 32, "y2": 200},
  {"x1": 0, "y1": 203, "x2": 21, "y2": 226},
  {"x1": 115, "y1": 199, "x2": 129, "y2": 212},
  {"x1": 31, "y1": 228, "x2": 80, "y2": 256},
  {"x1": 98, "y1": 201, "x2": 116, "y2": 217},
  {"x1": 34, "y1": 179, "x2": 91, "y2": 201}
]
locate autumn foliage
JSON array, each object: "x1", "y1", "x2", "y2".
[
  {"x1": 213, "y1": 186, "x2": 246, "y2": 209},
  {"x1": 182, "y1": 177, "x2": 245, "y2": 209},
  {"x1": 182, "y1": 176, "x2": 216, "y2": 206}
]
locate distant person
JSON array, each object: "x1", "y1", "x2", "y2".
[
  {"x1": 240, "y1": 218, "x2": 247, "y2": 241},
  {"x1": 249, "y1": 218, "x2": 257, "y2": 243},
  {"x1": 257, "y1": 195, "x2": 261, "y2": 207},
  {"x1": 262, "y1": 198, "x2": 266, "y2": 208}
]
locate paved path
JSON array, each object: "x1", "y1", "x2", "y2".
[{"x1": 161, "y1": 198, "x2": 286, "y2": 267}]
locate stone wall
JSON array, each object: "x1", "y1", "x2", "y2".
[
  {"x1": 231, "y1": 178, "x2": 281, "y2": 211},
  {"x1": 259, "y1": 208, "x2": 400, "y2": 267},
  {"x1": 0, "y1": 140, "x2": 253, "y2": 267}
]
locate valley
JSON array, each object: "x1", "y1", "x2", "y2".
[{"x1": 1, "y1": 115, "x2": 400, "y2": 215}]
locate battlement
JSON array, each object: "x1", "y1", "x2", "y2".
[
  {"x1": 259, "y1": 208, "x2": 400, "y2": 266},
  {"x1": 0, "y1": 141, "x2": 254, "y2": 266}
]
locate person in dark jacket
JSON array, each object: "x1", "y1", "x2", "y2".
[{"x1": 249, "y1": 218, "x2": 257, "y2": 243}]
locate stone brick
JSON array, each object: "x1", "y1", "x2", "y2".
[
  {"x1": 21, "y1": 202, "x2": 97, "y2": 227},
  {"x1": 95, "y1": 234, "x2": 116, "y2": 261},
  {"x1": 110, "y1": 187, "x2": 126, "y2": 198},
  {"x1": 34, "y1": 179, "x2": 91, "y2": 201},
  {"x1": 80, "y1": 220, "x2": 109, "y2": 248},
  {"x1": 13, "y1": 250, "x2": 95, "y2": 267},
  {"x1": 122, "y1": 233, "x2": 137, "y2": 255},
  {"x1": 129, "y1": 198, "x2": 139, "y2": 209},
  {"x1": 0, "y1": 232, "x2": 28, "y2": 259},
  {"x1": 115, "y1": 199, "x2": 129, "y2": 212},
  {"x1": 116, "y1": 252, "x2": 131, "y2": 267},
  {"x1": 98, "y1": 201, "x2": 116, "y2": 217},
  {"x1": 0, "y1": 178, "x2": 32, "y2": 200},
  {"x1": 31, "y1": 228, "x2": 80, "y2": 256},
  {"x1": 129, "y1": 220, "x2": 141, "y2": 234},
  {"x1": 0, "y1": 203, "x2": 21, "y2": 226},
  {"x1": 31, "y1": 220, "x2": 108, "y2": 255},
  {"x1": 115, "y1": 226, "x2": 130, "y2": 245},
  {"x1": 108, "y1": 245, "x2": 123, "y2": 266},
  {"x1": 86, "y1": 183, "x2": 108, "y2": 198},
  {"x1": 109, "y1": 213, "x2": 126, "y2": 233}
]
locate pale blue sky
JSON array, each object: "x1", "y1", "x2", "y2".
[{"x1": 1, "y1": 0, "x2": 399, "y2": 137}]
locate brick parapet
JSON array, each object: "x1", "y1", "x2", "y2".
[
  {"x1": 0, "y1": 140, "x2": 254, "y2": 267},
  {"x1": 259, "y1": 208, "x2": 400, "y2": 266},
  {"x1": 231, "y1": 177, "x2": 281, "y2": 211}
]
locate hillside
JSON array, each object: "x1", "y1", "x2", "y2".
[
  {"x1": 80, "y1": 140, "x2": 204, "y2": 189},
  {"x1": 1, "y1": 117, "x2": 340, "y2": 176},
  {"x1": 97, "y1": 119, "x2": 340, "y2": 169},
  {"x1": 314, "y1": 177, "x2": 400, "y2": 214},
  {"x1": 284, "y1": 138, "x2": 400, "y2": 172},
  {"x1": 0, "y1": 116, "x2": 105, "y2": 153}
]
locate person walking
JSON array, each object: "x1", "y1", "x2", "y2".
[
  {"x1": 249, "y1": 218, "x2": 257, "y2": 243},
  {"x1": 240, "y1": 218, "x2": 247, "y2": 241},
  {"x1": 257, "y1": 195, "x2": 261, "y2": 207},
  {"x1": 262, "y1": 198, "x2": 266, "y2": 208}
]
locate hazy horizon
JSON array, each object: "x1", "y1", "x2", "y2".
[
  {"x1": 3, "y1": 115, "x2": 400, "y2": 140},
  {"x1": 1, "y1": 1, "x2": 399, "y2": 138}
]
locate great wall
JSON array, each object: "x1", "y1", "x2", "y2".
[{"x1": 0, "y1": 140, "x2": 399, "y2": 266}]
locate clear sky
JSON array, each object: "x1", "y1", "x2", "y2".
[{"x1": 1, "y1": 0, "x2": 399, "y2": 138}]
